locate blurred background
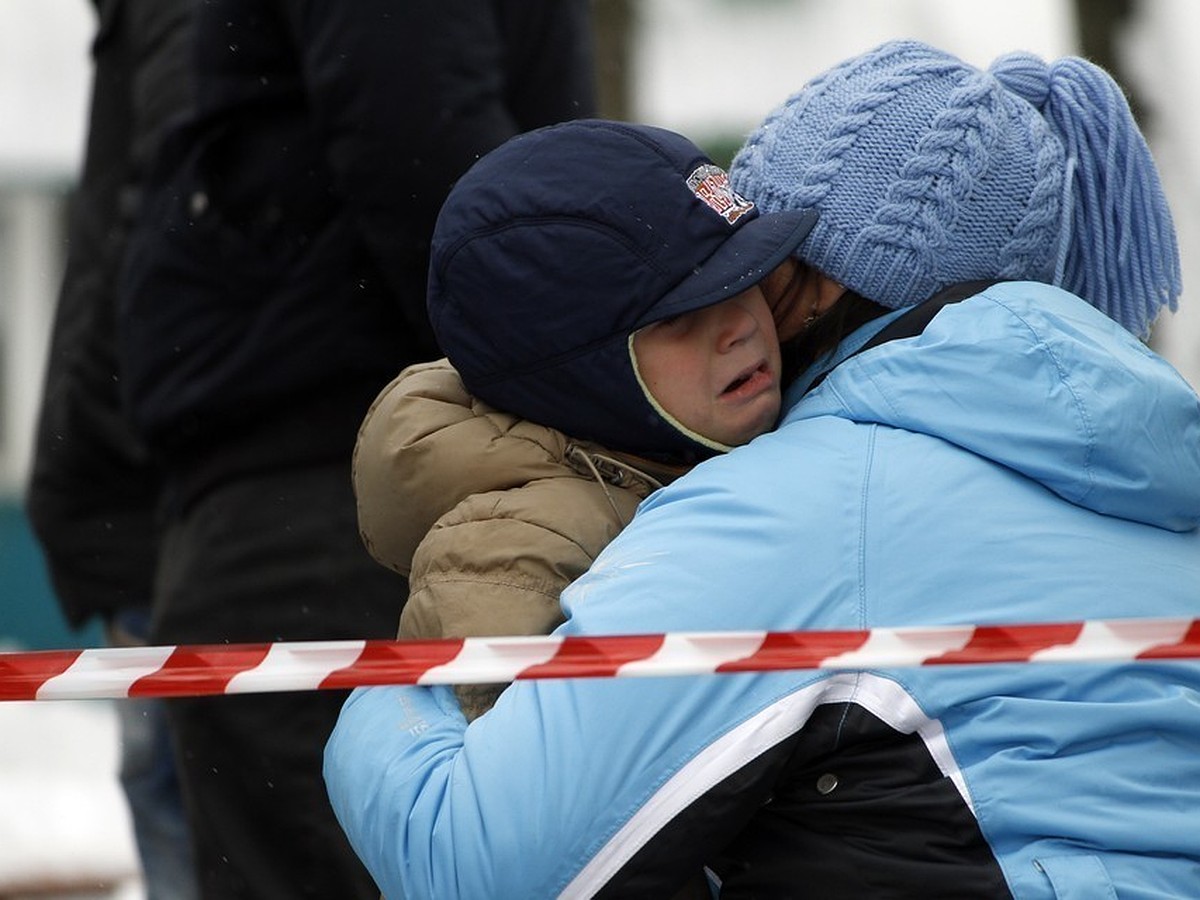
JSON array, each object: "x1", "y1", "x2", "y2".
[{"x1": 0, "y1": 0, "x2": 1196, "y2": 894}]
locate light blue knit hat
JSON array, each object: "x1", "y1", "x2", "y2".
[{"x1": 730, "y1": 40, "x2": 1181, "y2": 338}]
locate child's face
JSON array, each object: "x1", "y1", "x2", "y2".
[{"x1": 633, "y1": 284, "x2": 783, "y2": 447}]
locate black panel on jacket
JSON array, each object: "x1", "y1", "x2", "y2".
[{"x1": 600, "y1": 701, "x2": 1011, "y2": 899}]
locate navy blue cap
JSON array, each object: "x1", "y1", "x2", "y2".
[{"x1": 428, "y1": 119, "x2": 817, "y2": 460}]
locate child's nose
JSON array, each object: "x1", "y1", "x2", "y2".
[{"x1": 713, "y1": 295, "x2": 759, "y2": 350}]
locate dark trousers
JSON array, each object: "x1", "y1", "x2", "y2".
[
  {"x1": 151, "y1": 463, "x2": 407, "y2": 899},
  {"x1": 110, "y1": 608, "x2": 199, "y2": 900}
]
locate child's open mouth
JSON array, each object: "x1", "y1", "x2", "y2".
[{"x1": 721, "y1": 362, "x2": 771, "y2": 398}]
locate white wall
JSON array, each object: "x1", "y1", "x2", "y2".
[
  {"x1": 0, "y1": 0, "x2": 91, "y2": 496},
  {"x1": 1123, "y1": 0, "x2": 1200, "y2": 388},
  {"x1": 0, "y1": 190, "x2": 65, "y2": 492},
  {"x1": 633, "y1": 0, "x2": 1076, "y2": 137},
  {"x1": 0, "y1": 0, "x2": 91, "y2": 181}
]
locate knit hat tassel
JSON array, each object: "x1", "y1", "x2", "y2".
[{"x1": 993, "y1": 53, "x2": 1182, "y2": 338}]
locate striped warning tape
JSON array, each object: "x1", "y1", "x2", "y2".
[{"x1": 3, "y1": 617, "x2": 1197, "y2": 701}]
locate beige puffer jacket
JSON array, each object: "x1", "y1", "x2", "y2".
[{"x1": 353, "y1": 359, "x2": 686, "y2": 716}]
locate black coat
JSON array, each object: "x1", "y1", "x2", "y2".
[
  {"x1": 26, "y1": 0, "x2": 197, "y2": 627},
  {"x1": 117, "y1": 0, "x2": 596, "y2": 513}
]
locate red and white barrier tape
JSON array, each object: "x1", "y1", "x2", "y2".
[{"x1": 3, "y1": 617, "x2": 1197, "y2": 702}]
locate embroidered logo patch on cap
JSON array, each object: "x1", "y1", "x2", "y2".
[{"x1": 686, "y1": 163, "x2": 755, "y2": 225}]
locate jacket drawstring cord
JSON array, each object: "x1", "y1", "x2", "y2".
[{"x1": 565, "y1": 445, "x2": 665, "y2": 526}]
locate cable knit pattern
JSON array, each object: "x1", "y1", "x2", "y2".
[
  {"x1": 993, "y1": 102, "x2": 1062, "y2": 284},
  {"x1": 730, "y1": 39, "x2": 1181, "y2": 337},
  {"x1": 850, "y1": 68, "x2": 1006, "y2": 287}
]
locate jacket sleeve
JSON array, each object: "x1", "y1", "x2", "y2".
[
  {"x1": 353, "y1": 361, "x2": 480, "y2": 579},
  {"x1": 400, "y1": 477, "x2": 638, "y2": 720},
  {"x1": 399, "y1": 477, "x2": 639, "y2": 642},
  {"x1": 25, "y1": 0, "x2": 196, "y2": 627},
  {"x1": 324, "y1": 439, "x2": 841, "y2": 898},
  {"x1": 324, "y1": 663, "x2": 798, "y2": 898},
  {"x1": 354, "y1": 358, "x2": 641, "y2": 640}
]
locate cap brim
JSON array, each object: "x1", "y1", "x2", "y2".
[{"x1": 640, "y1": 207, "x2": 819, "y2": 327}]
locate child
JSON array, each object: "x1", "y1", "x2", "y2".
[{"x1": 353, "y1": 119, "x2": 815, "y2": 718}]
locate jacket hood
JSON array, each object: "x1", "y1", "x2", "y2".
[
  {"x1": 353, "y1": 361, "x2": 687, "y2": 575},
  {"x1": 790, "y1": 282, "x2": 1200, "y2": 531}
]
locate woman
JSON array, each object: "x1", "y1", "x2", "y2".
[{"x1": 325, "y1": 41, "x2": 1200, "y2": 899}]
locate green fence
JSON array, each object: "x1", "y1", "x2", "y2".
[{"x1": 0, "y1": 499, "x2": 103, "y2": 651}]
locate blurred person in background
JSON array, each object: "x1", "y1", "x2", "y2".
[
  {"x1": 26, "y1": 2, "x2": 200, "y2": 897},
  {"x1": 115, "y1": 1, "x2": 595, "y2": 897}
]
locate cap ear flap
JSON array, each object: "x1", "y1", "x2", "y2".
[{"x1": 627, "y1": 332, "x2": 731, "y2": 456}]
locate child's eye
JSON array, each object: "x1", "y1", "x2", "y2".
[{"x1": 655, "y1": 312, "x2": 696, "y2": 331}]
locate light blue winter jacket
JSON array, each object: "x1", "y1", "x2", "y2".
[{"x1": 325, "y1": 282, "x2": 1200, "y2": 899}]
